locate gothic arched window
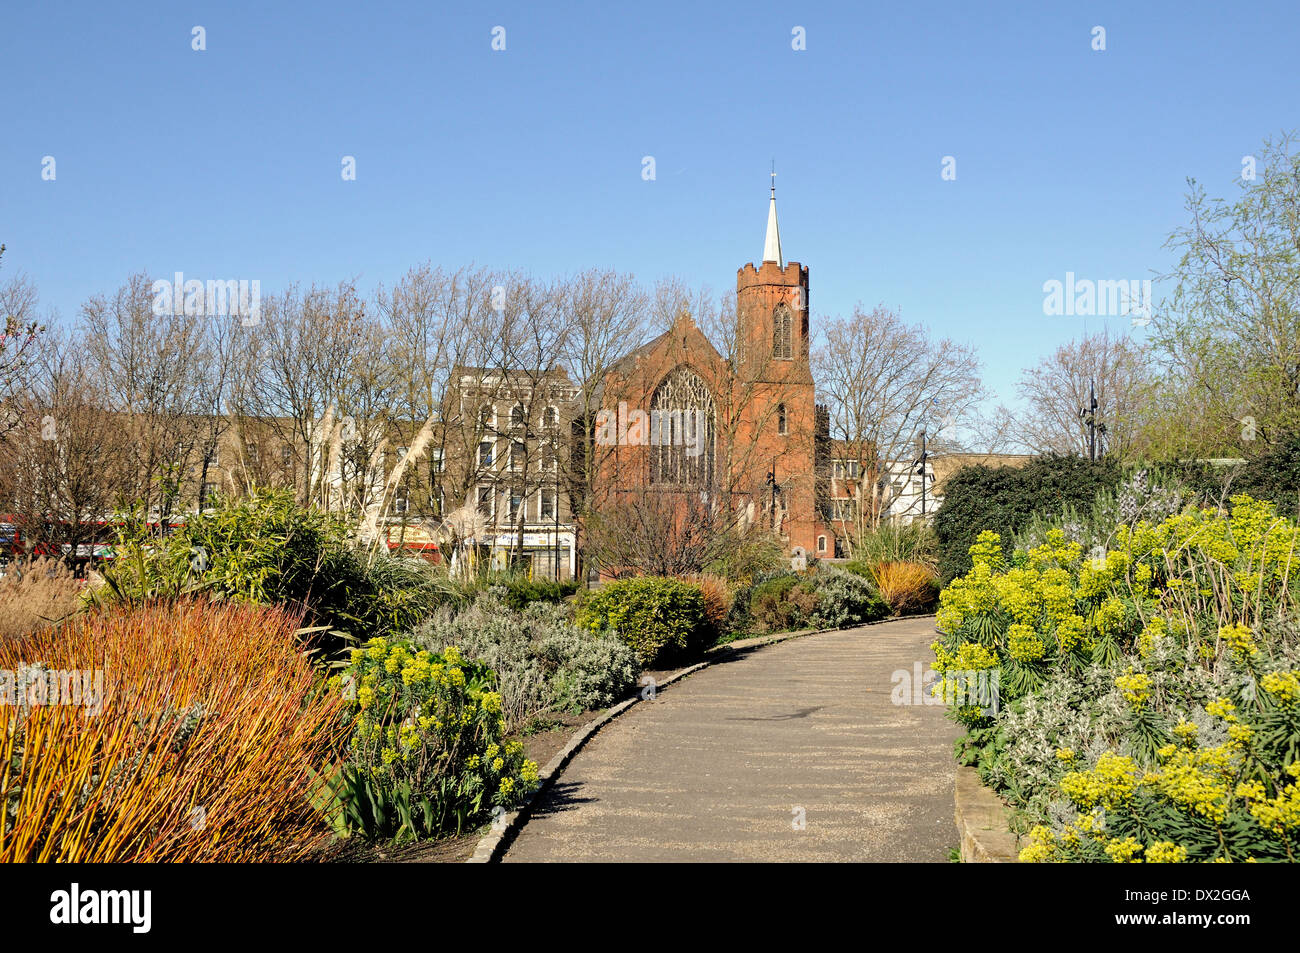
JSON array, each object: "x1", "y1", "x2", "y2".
[
  {"x1": 649, "y1": 365, "x2": 716, "y2": 488},
  {"x1": 773, "y1": 304, "x2": 793, "y2": 360}
]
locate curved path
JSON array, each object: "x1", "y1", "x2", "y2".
[{"x1": 503, "y1": 617, "x2": 960, "y2": 862}]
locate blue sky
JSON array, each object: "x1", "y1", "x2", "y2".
[{"x1": 2, "y1": 1, "x2": 1298, "y2": 409}]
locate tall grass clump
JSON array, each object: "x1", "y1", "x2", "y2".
[
  {"x1": 0, "y1": 600, "x2": 345, "y2": 862},
  {"x1": 847, "y1": 521, "x2": 938, "y2": 571},
  {"x1": 0, "y1": 557, "x2": 83, "y2": 642}
]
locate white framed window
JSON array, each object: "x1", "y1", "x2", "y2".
[
  {"x1": 479, "y1": 404, "x2": 495, "y2": 431},
  {"x1": 542, "y1": 405, "x2": 559, "y2": 429},
  {"x1": 430, "y1": 447, "x2": 444, "y2": 472},
  {"x1": 204, "y1": 446, "x2": 219, "y2": 468},
  {"x1": 476, "y1": 485, "x2": 494, "y2": 517},
  {"x1": 817, "y1": 534, "x2": 827, "y2": 553},
  {"x1": 478, "y1": 440, "x2": 494, "y2": 467},
  {"x1": 507, "y1": 492, "x2": 523, "y2": 522},
  {"x1": 393, "y1": 485, "x2": 410, "y2": 514},
  {"x1": 510, "y1": 441, "x2": 526, "y2": 471},
  {"x1": 540, "y1": 488, "x2": 556, "y2": 521},
  {"x1": 510, "y1": 404, "x2": 526, "y2": 431},
  {"x1": 539, "y1": 441, "x2": 558, "y2": 471},
  {"x1": 833, "y1": 459, "x2": 860, "y2": 480}
]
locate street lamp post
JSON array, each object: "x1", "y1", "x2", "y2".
[
  {"x1": 916, "y1": 429, "x2": 929, "y2": 519},
  {"x1": 765, "y1": 458, "x2": 778, "y2": 531},
  {"x1": 1078, "y1": 378, "x2": 1107, "y2": 461}
]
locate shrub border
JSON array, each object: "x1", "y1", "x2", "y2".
[
  {"x1": 953, "y1": 766, "x2": 1020, "y2": 863},
  {"x1": 465, "y1": 622, "x2": 877, "y2": 863}
]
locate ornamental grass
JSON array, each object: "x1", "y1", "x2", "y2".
[
  {"x1": 0, "y1": 599, "x2": 346, "y2": 862},
  {"x1": 869, "y1": 560, "x2": 938, "y2": 615},
  {"x1": 0, "y1": 557, "x2": 84, "y2": 643}
]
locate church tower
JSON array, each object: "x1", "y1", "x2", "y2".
[
  {"x1": 736, "y1": 180, "x2": 811, "y2": 386},
  {"x1": 734, "y1": 179, "x2": 819, "y2": 555}
]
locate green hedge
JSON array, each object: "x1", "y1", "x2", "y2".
[
  {"x1": 1170, "y1": 434, "x2": 1300, "y2": 515},
  {"x1": 451, "y1": 573, "x2": 580, "y2": 612},
  {"x1": 574, "y1": 576, "x2": 708, "y2": 667},
  {"x1": 935, "y1": 440, "x2": 1300, "y2": 585},
  {"x1": 934, "y1": 455, "x2": 1120, "y2": 583}
]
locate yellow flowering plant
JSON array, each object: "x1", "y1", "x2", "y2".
[
  {"x1": 326, "y1": 637, "x2": 539, "y2": 841},
  {"x1": 938, "y1": 494, "x2": 1300, "y2": 863}
]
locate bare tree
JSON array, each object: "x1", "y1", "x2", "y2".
[
  {"x1": 373, "y1": 264, "x2": 494, "y2": 546},
  {"x1": 813, "y1": 304, "x2": 985, "y2": 548},
  {"x1": 0, "y1": 245, "x2": 46, "y2": 440},
  {"x1": 585, "y1": 484, "x2": 752, "y2": 578},
  {"x1": 242, "y1": 280, "x2": 380, "y2": 512},
  {"x1": 560, "y1": 269, "x2": 651, "y2": 576},
  {"x1": 0, "y1": 328, "x2": 127, "y2": 561},
  {"x1": 80, "y1": 272, "x2": 210, "y2": 524},
  {"x1": 1003, "y1": 329, "x2": 1151, "y2": 459}
]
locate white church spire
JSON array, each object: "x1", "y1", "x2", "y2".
[{"x1": 762, "y1": 168, "x2": 782, "y2": 266}]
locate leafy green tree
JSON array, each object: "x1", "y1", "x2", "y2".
[{"x1": 1150, "y1": 131, "x2": 1300, "y2": 456}]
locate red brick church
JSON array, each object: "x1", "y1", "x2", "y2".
[{"x1": 594, "y1": 184, "x2": 831, "y2": 558}]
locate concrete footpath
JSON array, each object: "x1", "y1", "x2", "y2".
[{"x1": 502, "y1": 616, "x2": 960, "y2": 862}]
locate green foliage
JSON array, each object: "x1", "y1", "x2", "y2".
[
  {"x1": 748, "y1": 574, "x2": 810, "y2": 632},
  {"x1": 412, "y1": 590, "x2": 639, "y2": 725},
  {"x1": 575, "y1": 576, "x2": 708, "y2": 667},
  {"x1": 94, "y1": 489, "x2": 449, "y2": 650},
  {"x1": 1148, "y1": 131, "x2": 1300, "y2": 457},
  {"x1": 450, "y1": 572, "x2": 580, "y2": 612},
  {"x1": 935, "y1": 455, "x2": 1121, "y2": 583},
  {"x1": 739, "y1": 566, "x2": 888, "y2": 633},
  {"x1": 807, "y1": 566, "x2": 890, "y2": 629},
  {"x1": 846, "y1": 522, "x2": 938, "y2": 571},
  {"x1": 329, "y1": 637, "x2": 539, "y2": 841},
  {"x1": 1165, "y1": 435, "x2": 1300, "y2": 518},
  {"x1": 935, "y1": 497, "x2": 1300, "y2": 863},
  {"x1": 533, "y1": 615, "x2": 642, "y2": 712},
  {"x1": 703, "y1": 531, "x2": 788, "y2": 584},
  {"x1": 1013, "y1": 465, "x2": 1190, "y2": 555}
]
